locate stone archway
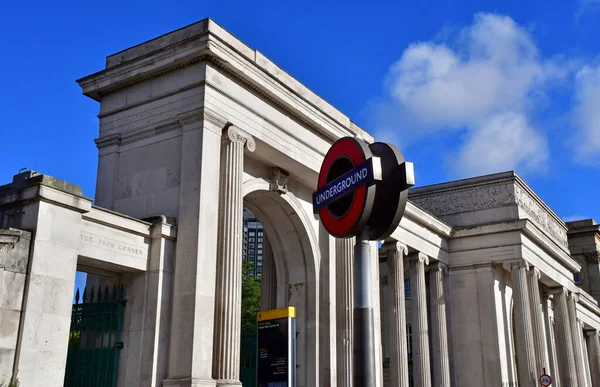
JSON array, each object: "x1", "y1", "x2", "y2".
[{"x1": 243, "y1": 178, "x2": 320, "y2": 387}]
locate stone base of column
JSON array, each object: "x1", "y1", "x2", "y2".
[
  {"x1": 215, "y1": 380, "x2": 242, "y2": 387},
  {"x1": 163, "y1": 377, "x2": 217, "y2": 387}
]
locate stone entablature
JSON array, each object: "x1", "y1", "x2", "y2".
[
  {"x1": 409, "y1": 171, "x2": 570, "y2": 251},
  {"x1": 76, "y1": 18, "x2": 374, "y2": 145}
]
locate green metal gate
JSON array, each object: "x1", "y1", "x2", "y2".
[
  {"x1": 64, "y1": 285, "x2": 126, "y2": 387},
  {"x1": 240, "y1": 331, "x2": 257, "y2": 387}
]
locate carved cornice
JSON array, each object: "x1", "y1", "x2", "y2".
[
  {"x1": 223, "y1": 125, "x2": 256, "y2": 152},
  {"x1": 269, "y1": 167, "x2": 289, "y2": 194},
  {"x1": 570, "y1": 292, "x2": 580, "y2": 303},
  {"x1": 502, "y1": 259, "x2": 529, "y2": 272}
]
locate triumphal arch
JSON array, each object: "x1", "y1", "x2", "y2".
[{"x1": 2, "y1": 18, "x2": 600, "y2": 387}]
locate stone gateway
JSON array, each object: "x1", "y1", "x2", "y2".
[{"x1": 1, "y1": 18, "x2": 600, "y2": 387}]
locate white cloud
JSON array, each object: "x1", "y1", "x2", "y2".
[
  {"x1": 571, "y1": 65, "x2": 600, "y2": 165},
  {"x1": 450, "y1": 112, "x2": 548, "y2": 176},
  {"x1": 372, "y1": 13, "x2": 567, "y2": 178}
]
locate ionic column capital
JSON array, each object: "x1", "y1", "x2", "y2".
[
  {"x1": 381, "y1": 241, "x2": 408, "y2": 257},
  {"x1": 570, "y1": 292, "x2": 580, "y2": 303},
  {"x1": 223, "y1": 125, "x2": 256, "y2": 152},
  {"x1": 407, "y1": 252, "x2": 429, "y2": 265},
  {"x1": 529, "y1": 266, "x2": 541, "y2": 279},
  {"x1": 502, "y1": 259, "x2": 529, "y2": 272},
  {"x1": 428, "y1": 261, "x2": 448, "y2": 274},
  {"x1": 586, "y1": 329, "x2": 599, "y2": 338},
  {"x1": 548, "y1": 286, "x2": 569, "y2": 296}
]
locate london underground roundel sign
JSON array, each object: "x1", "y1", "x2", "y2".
[
  {"x1": 313, "y1": 136, "x2": 415, "y2": 239},
  {"x1": 539, "y1": 374, "x2": 552, "y2": 386},
  {"x1": 312, "y1": 137, "x2": 382, "y2": 238}
]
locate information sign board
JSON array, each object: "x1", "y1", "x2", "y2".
[{"x1": 257, "y1": 307, "x2": 296, "y2": 387}]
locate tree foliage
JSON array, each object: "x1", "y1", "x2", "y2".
[{"x1": 241, "y1": 258, "x2": 262, "y2": 334}]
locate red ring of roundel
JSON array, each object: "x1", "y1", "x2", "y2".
[{"x1": 318, "y1": 137, "x2": 369, "y2": 237}]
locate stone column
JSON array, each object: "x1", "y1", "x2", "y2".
[
  {"x1": 260, "y1": 238, "x2": 277, "y2": 311},
  {"x1": 503, "y1": 260, "x2": 537, "y2": 387},
  {"x1": 586, "y1": 330, "x2": 600, "y2": 387},
  {"x1": 568, "y1": 293, "x2": 587, "y2": 387},
  {"x1": 212, "y1": 125, "x2": 255, "y2": 387},
  {"x1": 409, "y1": 252, "x2": 431, "y2": 387},
  {"x1": 581, "y1": 323, "x2": 593, "y2": 387},
  {"x1": 528, "y1": 267, "x2": 548, "y2": 376},
  {"x1": 382, "y1": 242, "x2": 409, "y2": 387},
  {"x1": 551, "y1": 288, "x2": 578, "y2": 387},
  {"x1": 336, "y1": 237, "x2": 355, "y2": 387},
  {"x1": 542, "y1": 292, "x2": 560, "y2": 385},
  {"x1": 429, "y1": 262, "x2": 451, "y2": 387}
]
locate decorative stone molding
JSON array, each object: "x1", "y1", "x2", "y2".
[
  {"x1": 203, "y1": 108, "x2": 228, "y2": 130},
  {"x1": 513, "y1": 184, "x2": 569, "y2": 249},
  {"x1": 177, "y1": 108, "x2": 205, "y2": 127},
  {"x1": 223, "y1": 125, "x2": 256, "y2": 152},
  {"x1": 410, "y1": 181, "x2": 514, "y2": 216},
  {"x1": 94, "y1": 133, "x2": 121, "y2": 148},
  {"x1": 269, "y1": 167, "x2": 290, "y2": 194},
  {"x1": 409, "y1": 178, "x2": 569, "y2": 249}
]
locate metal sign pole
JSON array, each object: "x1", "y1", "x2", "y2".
[{"x1": 353, "y1": 230, "x2": 376, "y2": 386}]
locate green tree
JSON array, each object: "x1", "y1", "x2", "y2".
[{"x1": 241, "y1": 258, "x2": 262, "y2": 334}]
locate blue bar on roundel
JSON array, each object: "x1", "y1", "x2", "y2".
[{"x1": 312, "y1": 159, "x2": 375, "y2": 210}]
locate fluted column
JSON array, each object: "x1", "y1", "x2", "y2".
[
  {"x1": 551, "y1": 288, "x2": 578, "y2": 387},
  {"x1": 260, "y1": 238, "x2": 277, "y2": 310},
  {"x1": 568, "y1": 293, "x2": 587, "y2": 387},
  {"x1": 503, "y1": 260, "x2": 537, "y2": 387},
  {"x1": 409, "y1": 252, "x2": 431, "y2": 387},
  {"x1": 542, "y1": 292, "x2": 560, "y2": 386},
  {"x1": 382, "y1": 242, "x2": 409, "y2": 387},
  {"x1": 528, "y1": 267, "x2": 548, "y2": 377},
  {"x1": 586, "y1": 330, "x2": 600, "y2": 387},
  {"x1": 212, "y1": 125, "x2": 255, "y2": 387},
  {"x1": 336, "y1": 237, "x2": 355, "y2": 387},
  {"x1": 429, "y1": 262, "x2": 450, "y2": 387}
]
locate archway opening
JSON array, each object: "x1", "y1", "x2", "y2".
[{"x1": 240, "y1": 184, "x2": 319, "y2": 387}]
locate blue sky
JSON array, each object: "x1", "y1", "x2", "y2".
[{"x1": 1, "y1": 1, "x2": 599, "y2": 291}]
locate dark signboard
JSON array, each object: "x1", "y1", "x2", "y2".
[{"x1": 257, "y1": 307, "x2": 296, "y2": 387}]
